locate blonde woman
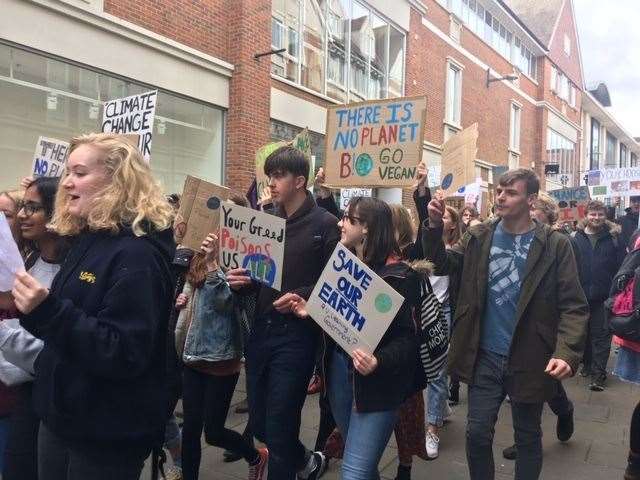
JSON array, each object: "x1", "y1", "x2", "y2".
[{"x1": 11, "y1": 133, "x2": 176, "y2": 480}]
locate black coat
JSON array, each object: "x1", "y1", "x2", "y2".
[
  {"x1": 572, "y1": 221, "x2": 626, "y2": 304},
  {"x1": 21, "y1": 226, "x2": 176, "y2": 446},
  {"x1": 617, "y1": 211, "x2": 639, "y2": 251},
  {"x1": 322, "y1": 261, "x2": 419, "y2": 413}
]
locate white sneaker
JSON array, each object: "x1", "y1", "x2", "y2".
[
  {"x1": 164, "y1": 465, "x2": 182, "y2": 480},
  {"x1": 425, "y1": 431, "x2": 440, "y2": 459}
]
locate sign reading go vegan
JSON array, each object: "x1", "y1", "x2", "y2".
[
  {"x1": 306, "y1": 244, "x2": 405, "y2": 356},
  {"x1": 324, "y1": 96, "x2": 426, "y2": 187}
]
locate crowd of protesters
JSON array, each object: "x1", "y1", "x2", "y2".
[{"x1": 0, "y1": 132, "x2": 639, "y2": 480}]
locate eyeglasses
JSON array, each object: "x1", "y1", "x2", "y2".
[
  {"x1": 342, "y1": 214, "x2": 363, "y2": 225},
  {"x1": 18, "y1": 201, "x2": 44, "y2": 217}
]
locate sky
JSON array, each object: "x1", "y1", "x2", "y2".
[{"x1": 573, "y1": 0, "x2": 640, "y2": 138}]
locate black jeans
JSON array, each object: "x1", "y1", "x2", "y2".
[
  {"x1": 583, "y1": 301, "x2": 612, "y2": 378},
  {"x1": 547, "y1": 382, "x2": 573, "y2": 417},
  {"x1": 37, "y1": 423, "x2": 150, "y2": 480},
  {"x1": 3, "y1": 383, "x2": 38, "y2": 480},
  {"x1": 181, "y1": 367, "x2": 257, "y2": 480},
  {"x1": 466, "y1": 349, "x2": 544, "y2": 480},
  {"x1": 246, "y1": 318, "x2": 318, "y2": 480}
]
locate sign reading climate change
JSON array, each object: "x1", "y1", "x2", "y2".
[
  {"x1": 306, "y1": 244, "x2": 405, "y2": 356},
  {"x1": 588, "y1": 167, "x2": 640, "y2": 197},
  {"x1": 325, "y1": 96, "x2": 427, "y2": 187},
  {"x1": 102, "y1": 90, "x2": 158, "y2": 161},
  {"x1": 31, "y1": 136, "x2": 69, "y2": 178},
  {"x1": 219, "y1": 202, "x2": 286, "y2": 291}
]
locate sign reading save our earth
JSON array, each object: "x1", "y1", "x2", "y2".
[
  {"x1": 219, "y1": 202, "x2": 286, "y2": 291},
  {"x1": 306, "y1": 243, "x2": 405, "y2": 356},
  {"x1": 324, "y1": 96, "x2": 427, "y2": 187}
]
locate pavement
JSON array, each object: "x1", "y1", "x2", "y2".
[{"x1": 145, "y1": 350, "x2": 635, "y2": 479}]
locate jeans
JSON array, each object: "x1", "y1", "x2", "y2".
[
  {"x1": 3, "y1": 383, "x2": 38, "y2": 480},
  {"x1": 426, "y1": 303, "x2": 451, "y2": 427},
  {"x1": 466, "y1": 349, "x2": 543, "y2": 480},
  {"x1": 182, "y1": 367, "x2": 257, "y2": 480},
  {"x1": 583, "y1": 302, "x2": 612, "y2": 379},
  {"x1": 328, "y1": 348, "x2": 398, "y2": 480},
  {"x1": 547, "y1": 382, "x2": 573, "y2": 417},
  {"x1": 246, "y1": 317, "x2": 318, "y2": 480},
  {"x1": 37, "y1": 423, "x2": 150, "y2": 480}
]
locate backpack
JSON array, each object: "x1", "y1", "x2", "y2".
[
  {"x1": 413, "y1": 274, "x2": 449, "y2": 389},
  {"x1": 605, "y1": 237, "x2": 640, "y2": 341}
]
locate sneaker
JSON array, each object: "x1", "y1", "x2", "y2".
[
  {"x1": 248, "y1": 448, "x2": 268, "y2": 480},
  {"x1": 579, "y1": 365, "x2": 591, "y2": 377},
  {"x1": 235, "y1": 397, "x2": 249, "y2": 414},
  {"x1": 307, "y1": 374, "x2": 323, "y2": 395},
  {"x1": 589, "y1": 375, "x2": 606, "y2": 392},
  {"x1": 164, "y1": 466, "x2": 183, "y2": 480},
  {"x1": 298, "y1": 451, "x2": 327, "y2": 480},
  {"x1": 556, "y1": 408, "x2": 574, "y2": 442},
  {"x1": 425, "y1": 431, "x2": 439, "y2": 459},
  {"x1": 502, "y1": 444, "x2": 517, "y2": 460}
]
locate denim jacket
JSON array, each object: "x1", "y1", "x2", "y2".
[{"x1": 177, "y1": 269, "x2": 244, "y2": 364}]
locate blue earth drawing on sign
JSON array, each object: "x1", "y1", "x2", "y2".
[
  {"x1": 441, "y1": 173, "x2": 453, "y2": 190},
  {"x1": 242, "y1": 254, "x2": 276, "y2": 287},
  {"x1": 355, "y1": 153, "x2": 373, "y2": 176}
]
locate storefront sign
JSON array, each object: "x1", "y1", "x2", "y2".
[
  {"x1": 440, "y1": 123, "x2": 478, "y2": 195},
  {"x1": 174, "y1": 176, "x2": 230, "y2": 251},
  {"x1": 306, "y1": 244, "x2": 405, "y2": 356},
  {"x1": 548, "y1": 186, "x2": 590, "y2": 222},
  {"x1": 31, "y1": 136, "x2": 69, "y2": 178},
  {"x1": 324, "y1": 96, "x2": 427, "y2": 188},
  {"x1": 102, "y1": 90, "x2": 158, "y2": 161},
  {"x1": 588, "y1": 168, "x2": 640, "y2": 198},
  {"x1": 339, "y1": 188, "x2": 372, "y2": 210},
  {"x1": 219, "y1": 202, "x2": 286, "y2": 291}
]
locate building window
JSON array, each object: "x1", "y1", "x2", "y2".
[
  {"x1": 547, "y1": 128, "x2": 576, "y2": 186},
  {"x1": 508, "y1": 151, "x2": 519, "y2": 169},
  {"x1": 590, "y1": 118, "x2": 601, "y2": 170},
  {"x1": 563, "y1": 34, "x2": 571, "y2": 56},
  {"x1": 551, "y1": 65, "x2": 576, "y2": 106},
  {"x1": 0, "y1": 43, "x2": 224, "y2": 193},
  {"x1": 450, "y1": 16, "x2": 462, "y2": 43},
  {"x1": 445, "y1": 61, "x2": 462, "y2": 126},
  {"x1": 440, "y1": 0, "x2": 537, "y2": 79},
  {"x1": 606, "y1": 131, "x2": 617, "y2": 168},
  {"x1": 509, "y1": 102, "x2": 521, "y2": 152},
  {"x1": 272, "y1": 0, "x2": 405, "y2": 102},
  {"x1": 632, "y1": 152, "x2": 639, "y2": 167},
  {"x1": 620, "y1": 143, "x2": 629, "y2": 168}
]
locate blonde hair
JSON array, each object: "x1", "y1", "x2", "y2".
[
  {"x1": 390, "y1": 204, "x2": 416, "y2": 251},
  {"x1": 50, "y1": 133, "x2": 173, "y2": 237},
  {"x1": 533, "y1": 192, "x2": 559, "y2": 225}
]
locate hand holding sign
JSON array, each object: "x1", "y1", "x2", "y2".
[
  {"x1": 427, "y1": 190, "x2": 446, "y2": 227},
  {"x1": 201, "y1": 233, "x2": 219, "y2": 272},
  {"x1": 226, "y1": 268, "x2": 252, "y2": 291},
  {"x1": 353, "y1": 349, "x2": 379, "y2": 376},
  {"x1": 12, "y1": 271, "x2": 49, "y2": 315}
]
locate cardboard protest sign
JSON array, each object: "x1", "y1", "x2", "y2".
[
  {"x1": 255, "y1": 129, "x2": 313, "y2": 198},
  {"x1": 102, "y1": 90, "x2": 157, "y2": 161},
  {"x1": 306, "y1": 243, "x2": 405, "y2": 356},
  {"x1": 440, "y1": 123, "x2": 479, "y2": 195},
  {"x1": 173, "y1": 176, "x2": 230, "y2": 251},
  {"x1": 0, "y1": 213, "x2": 24, "y2": 291},
  {"x1": 324, "y1": 96, "x2": 427, "y2": 188},
  {"x1": 31, "y1": 136, "x2": 69, "y2": 178},
  {"x1": 339, "y1": 188, "x2": 372, "y2": 210},
  {"x1": 548, "y1": 186, "x2": 590, "y2": 222},
  {"x1": 219, "y1": 202, "x2": 286, "y2": 291},
  {"x1": 587, "y1": 167, "x2": 640, "y2": 198}
]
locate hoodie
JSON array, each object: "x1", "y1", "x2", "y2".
[{"x1": 21, "y1": 226, "x2": 176, "y2": 447}]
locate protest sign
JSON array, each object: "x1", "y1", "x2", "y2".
[
  {"x1": 588, "y1": 167, "x2": 640, "y2": 198},
  {"x1": 31, "y1": 136, "x2": 69, "y2": 178},
  {"x1": 102, "y1": 90, "x2": 157, "y2": 161},
  {"x1": 440, "y1": 123, "x2": 479, "y2": 195},
  {"x1": 306, "y1": 243, "x2": 405, "y2": 356},
  {"x1": 173, "y1": 176, "x2": 230, "y2": 251},
  {"x1": 324, "y1": 96, "x2": 427, "y2": 188},
  {"x1": 255, "y1": 129, "x2": 313, "y2": 198},
  {"x1": 548, "y1": 186, "x2": 590, "y2": 222},
  {"x1": 339, "y1": 188, "x2": 372, "y2": 210},
  {"x1": 219, "y1": 202, "x2": 286, "y2": 291},
  {"x1": 0, "y1": 213, "x2": 24, "y2": 292}
]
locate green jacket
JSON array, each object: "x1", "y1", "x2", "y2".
[{"x1": 422, "y1": 218, "x2": 588, "y2": 403}]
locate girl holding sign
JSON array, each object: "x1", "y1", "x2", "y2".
[
  {"x1": 280, "y1": 197, "x2": 419, "y2": 480},
  {"x1": 10, "y1": 133, "x2": 176, "y2": 480}
]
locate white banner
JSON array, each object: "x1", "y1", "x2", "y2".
[{"x1": 588, "y1": 167, "x2": 640, "y2": 197}]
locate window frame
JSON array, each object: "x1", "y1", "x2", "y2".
[
  {"x1": 445, "y1": 58, "x2": 463, "y2": 127},
  {"x1": 509, "y1": 101, "x2": 521, "y2": 154}
]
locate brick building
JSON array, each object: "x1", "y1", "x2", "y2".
[{"x1": 0, "y1": 0, "x2": 630, "y2": 212}]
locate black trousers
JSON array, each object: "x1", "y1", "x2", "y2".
[
  {"x1": 3, "y1": 383, "x2": 38, "y2": 480},
  {"x1": 181, "y1": 367, "x2": 258, "y2": 480},
  {"x1": 583, "y1": 302, "x2": 612, "y2": 378}
]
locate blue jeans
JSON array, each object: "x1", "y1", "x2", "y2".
[
  {"x1": 467, "y1": 349, "x2": 543, "y2": 480},
  {"x1": 328, "y1": 349, "x2": 397, "y2": 480},
  {"x1": 245, "y1": 317, "x2": 317, "y2": 480},
  {"x1": 425, "y1": 303, "x2": 451, "y2": 427}
]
